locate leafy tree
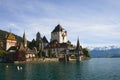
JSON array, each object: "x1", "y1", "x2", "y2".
[
  {"x1": 82, "y1": 48, "x2": 91, "y2": 57},
  {"x1": 38, "y1": 49, "x2": 43, "y2": 58},
  {"x1": 0, "y1": 50, "x2": 7, "y2": 57},
  {"x1": 48, "y1": 48, "x2": 52, "y2": 58}
]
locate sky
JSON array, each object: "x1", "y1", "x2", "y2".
[{"x1": 0, "y1": 0, "x2": 120, "y2": 47}]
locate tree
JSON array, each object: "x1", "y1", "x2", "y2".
[
  {"x1": 48, "y1": 48, "x2": 52, "y2": 58},
  {"x1": 82, "y1": 48, "x2": 90, "y2": 57},
  {"x1": 38, "y1": 49, "x2": 43, "y2": 58},
  {"x1": 0, "y1": 50, "x2": 7, "y2": 57},
  {"x1": 28, "y1": 39, "x2": 36, "y2": 49}
]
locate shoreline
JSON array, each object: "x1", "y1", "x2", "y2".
[
  {"x1": 14, "y1": 58, "x2": 59, "y2": 64},
  {"x1": 0, "y1": 57, "x2": 90, "y2": 64}
]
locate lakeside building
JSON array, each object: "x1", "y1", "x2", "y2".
[
  {"x1": 30, "y1": 24, "x2": 84, "y2": 61},
  {"x1": 0, "y1": 24, "x2": 87, "y2": 62},
  {"x1": 0, "y1": 32, "x2": 37, "y2": 62},
  {"x1": 44, "y1": 24, "x2": 75, "y2": 57},
  {"x1": 1, "y1": 32, "x2": 17, "y2": 51}
]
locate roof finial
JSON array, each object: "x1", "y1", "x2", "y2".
[{"x1": 9, "y1": 28, "x2": 11, "y2": 33}]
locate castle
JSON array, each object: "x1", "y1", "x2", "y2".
[
  {"x1": 29, "y1": 24, "x2": 84, "y2": 61},
  {"x1": 0, "y1": 24, "x2": 85, "y2": 62}
]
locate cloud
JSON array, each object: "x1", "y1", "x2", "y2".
[{"x1": 0, "y1": 0, "x2": 120, "y2": 47}]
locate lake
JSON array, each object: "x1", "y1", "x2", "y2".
[{"x1": 0, "y1": 58, "x2": 120, "y2": 80}]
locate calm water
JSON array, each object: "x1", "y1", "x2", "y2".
[{"x1": 0, "y1": 58, "x2": 120, "y2": 80}]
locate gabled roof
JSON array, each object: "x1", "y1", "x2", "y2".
[
  {"x1": 42, "y1": 36, "x2": 49, "y2": 43},
  {"x1": 7, "y1": 32, "x2": 16, "y2": 41},
  {"x1": 52, "y1": 24, "x2": 64, "y2": 33}
]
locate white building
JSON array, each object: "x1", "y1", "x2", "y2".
[
  {"x1": 51, "y1": 24, "x2": 67, "y2": 43},
  {"x1": 5, "y1": 32, "x2": 17, "y2": 50}
]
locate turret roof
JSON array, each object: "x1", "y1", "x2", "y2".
[
  {"x1": 42, "y1": 36, "x2": 49, "y2": 43},
  {"x1": 52, "y1": 24, "x2": 64, "y2": 33}
]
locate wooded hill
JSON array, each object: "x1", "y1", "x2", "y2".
[{"x1": 0, "y1": 29, "x2": 23, "y2": 43}]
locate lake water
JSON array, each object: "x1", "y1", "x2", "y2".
[{"x1": 0, "y1": 58, "x2": 120, "y2": 80}]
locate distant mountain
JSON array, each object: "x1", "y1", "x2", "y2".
[
  {"x1": 0, "y1": 29, "x2": 23, "y2": 43},
  {"x1": 90, "y1": 46, "x2": 120, "y2": 58}
]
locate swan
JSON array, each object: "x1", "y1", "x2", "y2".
[{"x1": 17, "y1": 66, "x2": 23, "y2": 70}]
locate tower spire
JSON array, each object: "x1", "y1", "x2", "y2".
[
  {"x1": 76, "y1": 37, "x2": 81, "y2": 51},
  {"x1": 23, "y1": 31, "x2": 27, "y2": 47}
]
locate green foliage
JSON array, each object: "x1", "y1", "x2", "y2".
[
  {"x1": 48, "y1": 48, "x2": 52, "y2": 58},
  {"x1": 0, "y1": 50, "x2": 7, "y2": 57},
  {"x1": 28, "y1": 40, "x2": 36, "y2": 49},
  {"x1": 38, "y1": 49, "x2": 43, "y2": 58},
  {"x1": 82, "y1": 48, "x2": 91, "y2": 57}
]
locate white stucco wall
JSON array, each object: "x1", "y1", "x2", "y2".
[
  {"x1": 51, "y1": 30, "x2": 67, "y2": 43},
  {"x1": 6, "y1": 40, "x2": 16, "y2": 50}
]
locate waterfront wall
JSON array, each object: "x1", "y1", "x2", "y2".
[
  {"x1": 14, "y1": 56, "x2": 89, "y2": 63},
  {"x1": 14, "y1": 58, "x2": 59, "y2": 63}
]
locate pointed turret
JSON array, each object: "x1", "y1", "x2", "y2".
[
  {"x1": 42, "y1": 36, "x2": 48, "y2": 43},
  {"x1": 23, "y1": 31, "x2": 27, "y2": 47},
  {"x1": 76, "y1": 38, "x2": 82, "y2": 51}
]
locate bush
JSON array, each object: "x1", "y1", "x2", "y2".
[
  {"x1": 0, "y1": 50, "x2": 7, "y2": 57},
  {"x1": 82, "y1": 48, "x2": 90, "y2": 57},
  {"x1": 48, "y1": 49, "x2": 52, "y2": 58}
]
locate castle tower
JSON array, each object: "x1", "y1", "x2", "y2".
[
  {"x1": 51, "y1": 24, "x2": 67, "y2": 43},
  {"x1": 36, "y1": 32, "x2": 41, "y2": 41},
  {"x1": 23, "y1": 31, "x2": 27, "y2": 47},
  {"x1": 5, "y1": 32, "x2": 17, "y2": 50},
  {"x1": 36, "y1": 32, "x2": 43, "y2": 51}
]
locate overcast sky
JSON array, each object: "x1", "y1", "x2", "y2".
[{"x1": 0, "y1": 0, "x2": 120, "y2": 47}]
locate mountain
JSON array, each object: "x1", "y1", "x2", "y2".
[
  {"x1": 90, "y1": 46, "x2": 120, "y2": 58},
  {"x1": 0, "y1": 29, "x2": 23, "y2": 43}
]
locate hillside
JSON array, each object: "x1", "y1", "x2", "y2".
[{"x1": 0, "y1": 29, "x2": 23, "y2": 43}]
